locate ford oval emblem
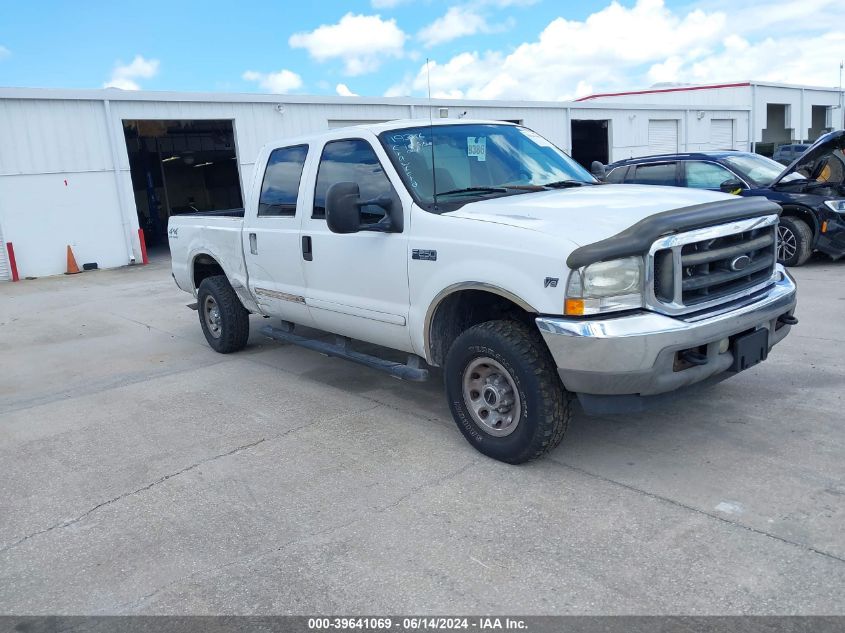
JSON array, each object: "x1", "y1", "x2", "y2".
[{"x1": 730, "y1": 254, "x2": 751, "y2": 271}]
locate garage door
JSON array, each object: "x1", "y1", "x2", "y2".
[
  {"x1": 711, "y1": 119, "x2": 734, "y2": 149},
  {"x1": 648, "y1": 120, "x2": 678, "y2": 155},
  {"x1": 0, "y1": 222, "x2": 9, "y2": 281}
]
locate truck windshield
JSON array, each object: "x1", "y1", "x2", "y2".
[{"x1": 379, "y1": 124, "x2": 595, "y2": 208}]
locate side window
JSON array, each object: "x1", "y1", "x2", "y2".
[
  {"x1": 605, "y1": 166, "x2": 627, "y2": 183},
  {"x1": 313, "y1": 139, "x2": 396, "y2": 220},
  {"x1": 685, "y1": 161, "x2": 735, "y2": 189},
  {"x1": 629, "y1": 162, "x2": 677, "y2": 186},
  {"x1": 258, "y1": 144, "x2": 308, "y2": 217}
]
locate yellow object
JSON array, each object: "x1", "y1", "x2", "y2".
[
  {"x1": 821, "y1": 220, "x2": 828, "y2": 233},
  {"x1": 565, "y1": 298, "x2": 584, "y2": 315},
  {"x1": 819, "y1": 163, "x2": 831, "y2": 182}
]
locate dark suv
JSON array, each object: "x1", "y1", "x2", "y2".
[
  {"x1": 773, "y1": 144, "x2": 811, "y2": 165},
  {"x1": 602, "y1": 131, "x2": 845, "y2": 266}
]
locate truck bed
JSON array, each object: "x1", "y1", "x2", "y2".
[{"x1": 168, "y1": 213, "x2": 247, "y2": 298}]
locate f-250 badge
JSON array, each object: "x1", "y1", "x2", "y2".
[
  {"x1": 544, "y1": 277, "x2": 559, "y2": 288},
  {"x1": 412, "y1": 249, "x2": 437, "y2": 261}
]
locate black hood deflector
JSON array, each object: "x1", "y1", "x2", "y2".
[{"x1": 567, "y1": 196, "x2": 781, "y2": 269}]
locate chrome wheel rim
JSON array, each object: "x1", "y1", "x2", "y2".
[
  {"x1": 461, "y1": 357, "x2": 521, "y2": 437},
  {"x1": 203, "y1": 295, "x2": 222, "y2": 339},
  {"x1": 777, "y1": 225, "x2": 797, "y2": 262}
]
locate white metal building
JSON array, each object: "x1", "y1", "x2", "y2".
[
  {"x1": 576, "y1": 80, "x2": 845, "y2": 152},
  {"x1": 0, "y1": 87, "x2": 756, "y2": 279}
]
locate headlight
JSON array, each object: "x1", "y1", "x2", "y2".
[
  {"x1": 565, "y1": 256, "x2": 643, "y2": 315},
  {"x1": 823, "y1": 200, "x2": 845, "y2": 213}
]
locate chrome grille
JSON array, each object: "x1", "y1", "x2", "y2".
[{"x1": 647, "y1": 214, "x2": 779, "y2": 315}]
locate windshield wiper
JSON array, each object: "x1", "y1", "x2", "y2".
[
  {"x1": 542, "y1": 180, "x2": 593, "y2": 188},
  {"x1": 436, "y1": 186, "x2": 508, "y2": 197}
]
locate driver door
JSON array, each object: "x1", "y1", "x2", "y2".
[{"x1": 299, "y1": 137, "x2": 412, "y2": 353}]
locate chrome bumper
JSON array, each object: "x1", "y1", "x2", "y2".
[{"x1": 535, "y1": 270, "x2": 797, "y2": 399}]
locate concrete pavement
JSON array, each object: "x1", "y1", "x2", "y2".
[{"x1": 0, "y1": 253, "x2": 843, "y2": 614}]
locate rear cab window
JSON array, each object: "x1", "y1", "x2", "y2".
[{"x1": 258, "y1": 145, "x2": 309, "y2": 217}]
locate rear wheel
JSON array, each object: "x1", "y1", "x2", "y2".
[
  {"x1": 444, "y1": 320, "x2": 570, "y2": 464},
  {"x1": 777, "y1": 216, "x2": 812, "y2": 266},
  {"x1": 197, "y1": 275, "x2": 250, "y2": 353}
]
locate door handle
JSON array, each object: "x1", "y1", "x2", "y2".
[
  {"x1": 302, "y1": 235, "x2": 312, "y2": 261},
  {"x1": 249, "y1": 233, "x2": 258, "y2": 255}
]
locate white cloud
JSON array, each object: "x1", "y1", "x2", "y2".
[
  {"x1": 104, "y1": 55, "x2": 159, "y2": 90},
  {"x1": 684, "y1": 32, "x2": 845, "y2": 88},
  {"x1": 289, "y1": 13, "x2": 406, "y2": 76},
  {"x1": 242, "y1": 69, "x2": 303, "y2": 93},
  {"x1": 0, "y1": 45, "x2": 10, "y2": 60},
  {"x1": 418, "y1": 1, "x2": 531, "y2": 48},
  {"x1": 405, "y1": 0, "x2": 732, "y2": 100},
  {"x1": 336, "y1": 83, "x2": 358, "y2": 96},
  {"x1": 418, "y1": 7, "x2": 494, "y2": 48}
]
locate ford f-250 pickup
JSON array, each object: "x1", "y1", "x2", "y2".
[{"x1": 169, "y1": 120, "x2": 798, "y2": 464}]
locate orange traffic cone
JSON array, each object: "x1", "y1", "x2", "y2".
[{"x1": 65, "y1": 245, "x2": 81, "y2": 275}]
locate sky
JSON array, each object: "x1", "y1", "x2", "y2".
[{"x1": 1, "y1": 0, "x2": 844, "y2": 101}]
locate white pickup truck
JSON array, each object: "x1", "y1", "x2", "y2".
[{"x1": 169, "y1": 120, "x2": 798, "y2": 463}]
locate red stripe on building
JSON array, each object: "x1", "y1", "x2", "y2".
[{"x1": 574, "y1": 82, "x2": 751, "y2": 102}]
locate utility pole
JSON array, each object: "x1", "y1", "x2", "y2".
[{"x1": 840, "y1": 61, "x2": 844, "y2": 129}]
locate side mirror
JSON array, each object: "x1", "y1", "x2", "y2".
[
  {"x1": 719, "y1": 178, "x2": 746, "y2": 194},
  {"x1": 325, "y1": 181, "x2": 400, "y2": 234},
  {"x1": 326, "y1": 182, "x2": 362, "y2": 234},
  {"x1": 590, "y1": 161, "x2": 607, "y2": 182}
]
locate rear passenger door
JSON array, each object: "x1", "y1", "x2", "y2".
[
  {"x1": 242, "y1": 144, "x2": 315, "y2": 326},
  {"x1": 626, "y1": 162, "x2": 680, "y2": 186}
]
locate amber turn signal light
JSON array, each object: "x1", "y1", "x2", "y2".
[{"x1": 564, "y1": 298, "x2": 584, "y2": 315}]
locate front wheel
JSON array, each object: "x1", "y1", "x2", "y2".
[
  {"x1": 777, "y1": 217, "x2": 812, "y2": 267},
  {"x1": 444, "y1": 320, "x2": 571, "y2": 464},
  {"x1": 197, "y1": 275, "x2": 250, "y2": 353}
]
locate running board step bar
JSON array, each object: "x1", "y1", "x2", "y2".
[{"x1": 260, "y1": 324, "x2": 430, "y2": 382}]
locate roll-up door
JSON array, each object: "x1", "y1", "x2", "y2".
[
  {"x1": 648, "y1": 119, "x2": 679, "y2": 154},
  {"x1": 711, "y1": 119, "x2": 734, "y2": 149}
]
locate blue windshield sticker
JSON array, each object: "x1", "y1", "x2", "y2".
[{"x1": 467, "y1": 137, "x2": 486, "y2": 162}]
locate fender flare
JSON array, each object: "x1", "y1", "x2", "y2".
[{"x1": 422, "y1": 282, "x2": 537, "y2": 364}]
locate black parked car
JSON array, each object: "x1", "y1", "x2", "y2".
[
  {"x1": 600, "y1": 131, "x2": 845, "y2": 266},
  {"x1": 773, "y1": 143, "x2": 811, "y2": 165}
]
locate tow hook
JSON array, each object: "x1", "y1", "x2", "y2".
[
  {"x1": 778, "y1": 314, "x2": 799, "y2": 326},
  {"x1": 679, "y1": 349, "x2": 708, "y2": 366}
]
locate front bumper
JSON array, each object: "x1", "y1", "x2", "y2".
[
  {"x1": 816, "y1": 212, "x2": 845, "y2": 260},
  {"x1": 536, "y1": 269, "x2": 797, "y2": 402}
]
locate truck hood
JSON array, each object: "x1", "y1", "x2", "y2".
[
  {"x1": 445, "y1": 184, "x2": 734, "y2": 246},
  {"x1": 771, "y1": 129, "x2": 845, "y2": 188}
]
